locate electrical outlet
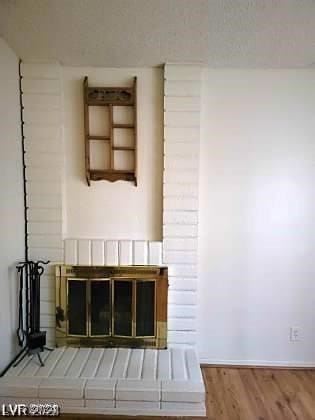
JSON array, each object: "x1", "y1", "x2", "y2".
[{"x1": 290, "y1": 327, "x2": 301, "y2": 342}]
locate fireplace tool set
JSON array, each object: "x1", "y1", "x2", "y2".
[{"x1": 14, "y1": 260, "x2": 51, "y2": 367}]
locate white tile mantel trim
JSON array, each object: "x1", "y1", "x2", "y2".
[{"x1": 64, "y1": 239, "x2": 162, "y2": 266}]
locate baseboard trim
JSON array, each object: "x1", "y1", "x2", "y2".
[{"x1": 200, "y1": 359, "x2": 315, "y2": 369}]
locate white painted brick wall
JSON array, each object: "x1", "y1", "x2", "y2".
[
  {"x1": 28, "y1": 208, "x2": 62, "y2": 222},
  {"x1": 21, "y1": 78, "x2": 61, "y2": 94},
  {"x1": 23, "y1": 93, "x2": 61, "y2": 109},
  {"x1": 164, "y1": 142, "x2": 199, "y2": 157},
  {"x1": 164, "y1": 127, "x2": 200, "y2": 142},
  {"x1": 164, "y1": 169, "x2": 199, "y2": 184},
  {"x1": 21, "y1": 61, "x2": 65, "y2": 347},
  {"x1": 164, "y1": 80, "x2": 201, "y2": 96},
  {"x1": 168, "y1": 304, "x2": 197, "y2": 319},
  {"x1": 28, "y1": 234, "x2": 62, "y2": 249},
  {"x1": 163, "y1": 251, "x2": 197, "y2": 264},
  {"x1": 163, "y1": 211, "x2": 198, "y2": 225},
  {"x1": 164, "y1": 197, "x2": 198, "y2": 211},
  {"x1": 163, "y1": 238, "x2": 198, "y2": 251},
  {"x1": 168, "y1": 277, "x2": 198, "y2": 291},
  {"x1": 164, "y1": 156, "x2": 199, "y2": 170},
  {"x1": 163, "y1": 225, "x2": 197, "y2": 238},
  {"x1": 168, "y1": 264, "x2": 197, "y2": 278},
  {"x1": 164, "y1": 111, "x2": 200, "y2": 127},
  {"x1": 164, "y1": 65, "x2": 203, "y2": 81},
  {"x1": 164, "y1": 183, "x2": 198, "y2": 198},
  {"x1": 164, "y1": 96, "x2": 200, "y2": 112},
  {"x1": 163, "y1": 64, "x2": 201, "y2": 347}
]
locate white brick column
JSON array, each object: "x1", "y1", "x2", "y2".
[
  {"x1": 21, "y1": 62, "x2": 64, "y2": 345},
  {"x1": 163, "y1": 64, "x2": 201, "y2": 347}
]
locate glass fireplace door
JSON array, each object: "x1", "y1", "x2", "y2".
[
  {"x1": 136, "y1": 280, "x2": 156, "y2": 337},
  {"x1": 67, "y1": 278, "x2": 87, "y2": 336},
  {"x1": 67, "y1": 278, "x2": 111, "y2": 337},
  {"x1": 113, "y1": 280, "x2": 133, "y2": 337},
  {"x1": 66, "y1": 276, "x2": 158, "y2": 341},
  {"x1": 112, "y1": 278, "x2": 156, "y2": 339},
  {"x1": 90, "y1": 279, "x2": 111, "y2": 336}
]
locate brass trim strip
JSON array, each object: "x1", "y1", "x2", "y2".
[
  {"x1": 87, "y1": 279, "x2": 91, "y2": 336},
  {"x1": 57, "y1": 264, "x2": 167, "y2": 278}
]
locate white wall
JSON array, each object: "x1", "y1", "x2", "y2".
[
  {"x1": 0, "y1": 38, "x2": 24, "y2": 370},
  {"x1": 63, "y1": 67, "x2": 163, "y2": 240},
  {"x1": 198, "y1": 70, "x2": 315, "y2": 366}
]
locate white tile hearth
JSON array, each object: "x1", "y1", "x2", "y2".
[
  {"x1": 116, "y1": 379, "x2": 160, "y2": 401},
  {"x1": 0, "y1": 347, "x2": 206, "y2": 417}
]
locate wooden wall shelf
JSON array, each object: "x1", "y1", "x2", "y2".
[{"x1": 83, "y1": 76, "x2": 137, "y2": 186}]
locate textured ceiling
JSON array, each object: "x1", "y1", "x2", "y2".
[
  {"x1": 0, "y1": 0, "x2": 209, "y2": 67},
  {"x1": 208, "y1": 0, "x2": 315, "y2": 68},
  {"x1": 0, "y1": 0, "x2": 315, "y2": 67}
]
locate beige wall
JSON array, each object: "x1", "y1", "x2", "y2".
[
  {"x1": 62, "y1": 67, "x2": 163, "y2": 240},
  {"x1": 198, "y1": 69, "x2": 315, "y2": 366}
]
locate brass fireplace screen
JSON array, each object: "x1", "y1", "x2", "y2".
[{"x1": 55, "y1": 265, "x2": 168, "y2": 349}]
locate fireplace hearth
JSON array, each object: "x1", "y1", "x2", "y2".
[{"x1": 55, "y1": 265, "x2": 168, "y2": 349}]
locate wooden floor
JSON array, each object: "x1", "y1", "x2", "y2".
[
  {"x1": 204, "y1": 367, "x2": 315, "y2": 420},
  {"x1": 55, "y1": 366, "x2": 315, "y2": 420}
]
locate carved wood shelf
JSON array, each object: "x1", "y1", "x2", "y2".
[{"x1": 83, "y1": 76, "x2": 137, "y2": 186}]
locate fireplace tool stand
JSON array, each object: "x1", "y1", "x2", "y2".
[{"x1": 13, "y1": 260, "x2": 52, "y2": 368}]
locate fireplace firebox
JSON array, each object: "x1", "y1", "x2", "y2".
[{"x1": 55, "y1": 265, "x2": 168, "y2": 349}]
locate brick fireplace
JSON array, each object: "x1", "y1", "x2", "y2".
[
  {"x1": 21, "y1": 62, "x2": 201, "y2": 349},
  {"x1": 0, "y1": 62, "x2": 205, "y2": 417}
]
